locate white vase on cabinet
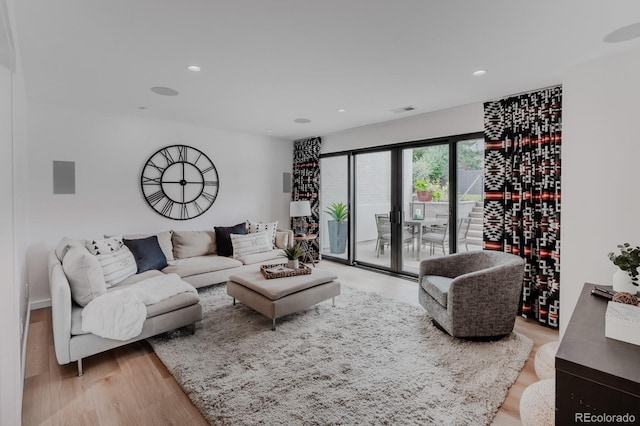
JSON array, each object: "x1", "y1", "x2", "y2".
[{"x1": 612, "y1": 269, "x2": 639, "y2": 295}]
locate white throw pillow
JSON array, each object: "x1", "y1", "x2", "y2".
[
  {"x1": 230, "y1": 232, "x2": 272, "y2": 258},
  {"x1": 55, "y1": 237, "x2": 86, "y2": 261},
  {"x1": 275, "y1": 231, "x2": 290, "y2": 250},
  {"x1": 247, "y1": 220, "x2": 278, "y2": 248},
  {"x1": 95, "y1": 246, "x2": 137, "y2": 287},
  {"x1": 62, "y1": 245, "x2": 107, "y2": 307}
]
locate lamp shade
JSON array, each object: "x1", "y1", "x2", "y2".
[{"x1": 290, "y1": 200, "x2": 311, "y2": 217}]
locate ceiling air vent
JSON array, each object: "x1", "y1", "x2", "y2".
[{"x1": 391, "y1": 105, "x2": 416, "y2": 114}]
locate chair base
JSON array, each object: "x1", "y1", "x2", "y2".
[{"x1": 431, "y1": 319, "x2": 510, "y2": 341}]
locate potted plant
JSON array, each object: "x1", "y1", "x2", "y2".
[
  {"x1": 431, "y1": 182, "x2": 448, "y2": 202},
  {"x1": 325, "y1": 202, "x2": 348, "y2": 254},
  {"x1": 431, "y1": 186, "x2": 443, "y2": 202},
  {"x1": 608, "y1": 243, "x2": 640, "y2": 294},
  {"x1": 284, "y1": 243, "x2": 303, "y2": 269},
  {"x1": 414, "y1": 179, "x2": 434, "y2": 202}
]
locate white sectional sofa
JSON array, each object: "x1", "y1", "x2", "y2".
[{"x1": 49, "y1": 224, "x2": 293, "y2": 375}]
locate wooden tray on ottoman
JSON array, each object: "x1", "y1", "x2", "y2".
[{"x1": 260, "y1": 263, "x2": 311, "y2": 279}]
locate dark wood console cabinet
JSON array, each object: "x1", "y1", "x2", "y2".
[{"x1": 555, "y1": 283, "x2": 640, "y2": 424}]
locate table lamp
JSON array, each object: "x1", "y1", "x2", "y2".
[{"x1": 290, "y1": 200, "x2": 311, "y2": 237}]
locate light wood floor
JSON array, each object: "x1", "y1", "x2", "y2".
[{"x1": 22, "y1": 260, "x2": 558, "y2": 425}]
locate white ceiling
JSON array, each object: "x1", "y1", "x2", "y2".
[{"x1": 12, "y1": 0, "x2": 640, "y2": 140}]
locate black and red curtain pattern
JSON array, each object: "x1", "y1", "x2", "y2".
[
  {"x1": 292, "y1": 137, "x2": 321, "y2": 259},
  {"x1": 483, "y1": 86, "x2": 562, "y2": 329}
]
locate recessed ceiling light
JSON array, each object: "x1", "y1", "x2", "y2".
[
  {"x1": 472, "y1": 69, "x2": 487, "y2": 76},
  {"x1": 186, "y1": 65, "x2": 202, "y2": 72},
  {"x1": 603, "y1": 22, "x2": 640, "y2": 43},
  {"x1": 266, "y1": 129, "x2": 273, "y2": 133},
  {"x1": 336, "y1": 108, "x2": 347, "y2": 112},
  {"x1": 151, "y1": 86, "x2": 179, "y2": 96},
  {"x1": 294, "y1": 118, "x2": 311, "y2": 124}
]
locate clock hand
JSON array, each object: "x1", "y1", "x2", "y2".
[{"x1": 160, "y1": 181, "x2": 206, "y2": 184}]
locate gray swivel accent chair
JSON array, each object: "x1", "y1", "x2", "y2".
[{"x1": 418, "y1": 250, "x2": 525, "y2": 339}]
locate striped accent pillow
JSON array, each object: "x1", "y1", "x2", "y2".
[
  {"x1": 230, "y1": 232, "x2": 272, "y2": 259},
  {"x1": 247, "y1": 220, "x2": 278, "y2": 248},
  {"x1": 86, "y1": 236, "x2": 123, "y2": 255},
  {"x1": 95, "y1": 246, "x2": 137, "y2": 287}
]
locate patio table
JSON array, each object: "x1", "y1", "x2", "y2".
[{"x1": 404, "y1": 217, "x2": 448, "y2": 260}]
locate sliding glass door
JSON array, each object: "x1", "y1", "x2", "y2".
[
  {"x1": 319, "y1": 132, "x2": 484, "y2": 277},
  {"x1": 456, "y1": 138, "x2": 484, "y2": 253},
  {"x1": 319, "y1": 155, "x2": 349, "y2": 260},
  {"x1": 353, "y1": 151, "x2": 392, "y2": 269},
  {"x1": 400, "y1": 143, "x2": 450, "y2": 275}
]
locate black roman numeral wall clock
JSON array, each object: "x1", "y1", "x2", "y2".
[{"x1": 140, "y1": 145, "x2": 219, "y2": 220}]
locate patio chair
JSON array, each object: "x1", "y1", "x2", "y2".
[
  {"x1": 422, "y1": 216, "x2": 473, "y2": 255},
  {"x1": 375, "y1": 214, "x2": 414, "y2": 257},
  {"x1": 421, "y1": 215, "x2": 450, "y2": 255},
  {"x1": 457, "y1": 217, "x2": 472, "y2": 252},
  {"x1": 375, "y1": 214, "x2": 391, "y2": 257}
]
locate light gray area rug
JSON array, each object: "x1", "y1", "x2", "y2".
[{"x1": 149, "y1": 284, "x2": 533, "y2": 425}]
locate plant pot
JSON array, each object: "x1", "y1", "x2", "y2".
[
  {"x1": 327, "y1": 220, "x2": 348, "y2": 254},
  {"x1": 417, "y1": 191, "x2": 432, "y2": 202},
  {"x1": 287, "y1": 259, "x2": 299, "y2": 269},
  {"x1": 613, "y1": 269, "x2": 638, "y2": 295}
]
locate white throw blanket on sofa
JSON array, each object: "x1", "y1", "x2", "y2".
[{"x1": 81, "y1": 273, "x2": 197, "y2": 340}]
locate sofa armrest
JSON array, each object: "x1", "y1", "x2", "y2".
[
  {"x1": 275, "y1": 228, "x2": 294, "y2": 249},
  {"x1": 48, "y1": 251, "x2": 72, "y2": 365}
]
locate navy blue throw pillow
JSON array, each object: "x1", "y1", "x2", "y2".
[
  {"x1": 123, "y1": 235, "x2": 168, "y2": 273},
  {"x1": 214, "y1": 223, "x2": 246, "y2": 257}
]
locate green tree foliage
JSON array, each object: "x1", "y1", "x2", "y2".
[
  {"x1": 457, "y1": 140, "x2": 483, "y2": 171},
  {"x1": 412, "y1": 140, "x2": 483, "y2": 183},
  {"x1": 412, "y1": 145, "x2": 448, "y2": 183}
]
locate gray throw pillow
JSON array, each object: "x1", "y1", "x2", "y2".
[
  {"x1": 107, "y1": 231, "x2": 175, "y2": 261},
  {"x1": 214, "y1": 223, "x2": 246, "y2": 257},
  {"x1": 123, "y1": 236, "x2": 168, "y2": 273},
  {"x1": 172, "y1": 230, "x2": 216, "y2": 259}
]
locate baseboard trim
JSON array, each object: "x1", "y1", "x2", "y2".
[{"x1": 30, "y1": 298, "x2": 51, "y2": 310}]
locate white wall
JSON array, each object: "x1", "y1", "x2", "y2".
[
  {"x1": 322, "y1": 102, "x2": 483, "y2": 153},
  {"x1": 560, "y1": 48, "x2": 640, "y2": 337},
  {"x1": 27, "y1": 104, "x2": 292, "y2": 304},
  {"x1": 0, "y1": 56, "x2": 20, "y2": 426},
  {"x1": 0, "y1": 0, "x2": 27, "y2": 422},
  {"x1": 14, "y1": 64, "x2": 28, "y2": 351}
]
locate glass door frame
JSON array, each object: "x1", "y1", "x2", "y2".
[
  {"x1": 353, "y1": 147, "x2": 399, "y2": 273},
  {"x1": 319, "y1": 131, "x2": 483, "y2": 277},
  {"x1": 319, "y1": 152, "x2": 354, "y2": 265}
]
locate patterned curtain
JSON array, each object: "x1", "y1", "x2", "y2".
[
  {"x1": 483, "y1": 86, "x2": 562, "y2": 329},
  {"x1": 292, "y1": 137, "x2": 321, "y2": 259}
]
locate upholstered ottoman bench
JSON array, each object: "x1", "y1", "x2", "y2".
[{"x1": 227, "y1": 269, "x2": 340, "y2": 330}]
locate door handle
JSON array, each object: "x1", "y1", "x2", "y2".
[{"x1": 389, "y1": 209, "x2": 402, "y2": 224}]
